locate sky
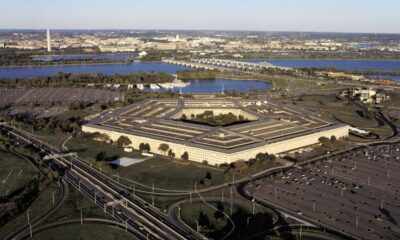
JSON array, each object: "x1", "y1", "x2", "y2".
[{"x1": 1, "y1": 0, "x2": 399, "y2": 33}]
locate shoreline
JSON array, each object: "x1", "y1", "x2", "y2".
[
  {"x1": 0, "y1": 61, "x2": 166, "y2": 69},
  {"x1": 232, "y1": 58, "x2": 400, "y2": 61}
]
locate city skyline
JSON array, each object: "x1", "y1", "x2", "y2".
[{"x1": 1, "y1": 0, "x2": 400, "y2": 34}]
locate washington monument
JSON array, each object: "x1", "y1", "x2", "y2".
[{"x1": 46, "y1": 29, "x2": 51, "y2": 52}]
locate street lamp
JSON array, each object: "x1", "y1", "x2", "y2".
[
  {"x1": 247, "y1": 216, "x2": 251, "y2": 229},
  {"x1": 252, "y1": 198, "x2": 256, "y2": 215},
  {"x1": 52, "y1": 191, "x2": 56, "y2": 204},
  {"x1": 195, "y1": 220, "x2": 199, "y2": 232},
  {"x1": 27, "y1": 209, "x2": 31, "y2": 223}
]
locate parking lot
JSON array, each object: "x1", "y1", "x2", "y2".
[
  {"x1": 248, "y1": 142, "x2": 400, "y2": 240},
  {"x1": 0, "y1": 88, "x2": 124, "y2": 105}
]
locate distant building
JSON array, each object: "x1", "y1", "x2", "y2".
[
  {"x1": 349, "y1": 87, "x2": 390, "y2": 104},
  {"x1": 139, "y1": 51, "x2": 148, "y2": 57}
]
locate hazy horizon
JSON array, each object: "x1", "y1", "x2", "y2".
[{"x1": 1, "y1": 0, "x2": 400, "y2": 34}]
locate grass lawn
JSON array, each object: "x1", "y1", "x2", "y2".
[
  {"x1": 180, "y1": 200, "x2": 276, "y2": 239},
  {"x1": 45, "y1": 184, "x2": 113, "y2": 224},
  {"x1": 0, "y1": 150, "x2": 40, "y2": 197},
  {"x1": 66, "y1": 137, "x2": 226, "y2": 191},
  {"x1": 180, "y1": 201, "x2": 236, "y2": 239},
  {"x1": 271, "y1": 78, "x2": 289, "y2": 89},
  {"x1": 32, "y1": 224, "x2": 138, "y2": 240},
  {"x1": 383, "y1": 92, "x2": 400, "y2": 108},
  {"x1": 0, "y1": 183, "x2": 60, "y2": 237},
  {"x1": 288, "y1": 96, "x2": 379, "y2": 128}
]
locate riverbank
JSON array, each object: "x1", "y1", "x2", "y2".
[{"x1": 0, "y1": 60, "x2": 132, "y2": 69}]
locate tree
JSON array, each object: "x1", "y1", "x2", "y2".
[
  {"x1": 231, "y1": 89, "x2": 238, "y2": 97},
  {"x1": 256, "y1": 153, "x2": 270, "y2": 162},
  {"x1": 319, "y1": 136, "x2": 331, "y2": 148},
  {"x1": 139, "y1": 143, "x2": 146, "y2": 151},
  {"x1": 198, "y1": 211, "x2": 210, "y2": 227},
  {"x1": 145, "y1": 143, "x2": 151, "y2": 152},
  {"x1": 168, "y1": 149, "x2": 175, "y2": 157},
  {"x1": 116, "y1": 135, "x2": 132, "y2": 148},
  {"x1": 89, "y1": 132, "x2": 110, "y2": 143},
  {"x1": 181, "y1": 151, "x2": 189, "y2": 161},
  {"x1": 206, "y1": 171, "x2": 212, "y2": 180},
  {"x1": 96, "y1": 151, "x2": 107, "y2": 162},
  {"x1": 214, "y1": 201, "x2": 225, "y2": 219},
  {"x1": 158, "y1": 143, "x2": 169, "y2": 153}
]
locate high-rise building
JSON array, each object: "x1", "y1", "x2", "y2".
[{"x1": 46, "y1": 29, "x2": 51, "y2": 52}]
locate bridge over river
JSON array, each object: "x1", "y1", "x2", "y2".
[{"x1": 163, "y1": 58, "x2": 292, "y2": 72}]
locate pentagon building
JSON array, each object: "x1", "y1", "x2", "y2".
[{"x1": 82, "y1": 98, "x2": 349, "y2": 165}]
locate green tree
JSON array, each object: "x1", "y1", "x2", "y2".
[
  {"x1": 198, "y1": 211, "x2": 210, "y2": 227},
  {"x1": 214, "y1": 201, "x2": 225, "y2": 219},
  {"x1": 168, "y1": 149, "x2": 175, "y2": 157},
  {"x1": 139, "y1": 143, "x2": 146, "y2": 151},
  {"x1": 206, "y1": 171, "x2": 212, "y2": 180},
  {"x1": 158, "y1": 143, "x2": 169, "y2": 153},
  {"x1": 116, "y1": 135, "x2": 132, "y2": 148},
  {"x1": 145, "y1": 143, "x2": 151, "y2": 152},
  {"x1": 181, "y1": 151, "x2": 189, "y2": 161},
  {"x1": 96, "y1": 151, "x2": 107, "y2": 162}
]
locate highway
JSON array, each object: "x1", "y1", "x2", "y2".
[{"x1": 1, "y1": 125, "x2": 202, "y2": 240}]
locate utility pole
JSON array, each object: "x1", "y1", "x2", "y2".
[
  {"x1": 29, "y1": 223, "x2": 33, "y2": 238},
  {"x1": 299, "y1": 225, "x2": 302, "y2": 239},
  {"x1": 152, "y1": 183, "x2": 155, "y2": 206},
  {"x1": 51, "y1": 190, "x2": 56, "y2": 204},
  {"x1": 27, "y1": 209, "x2": 31, "y2": 223}
]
